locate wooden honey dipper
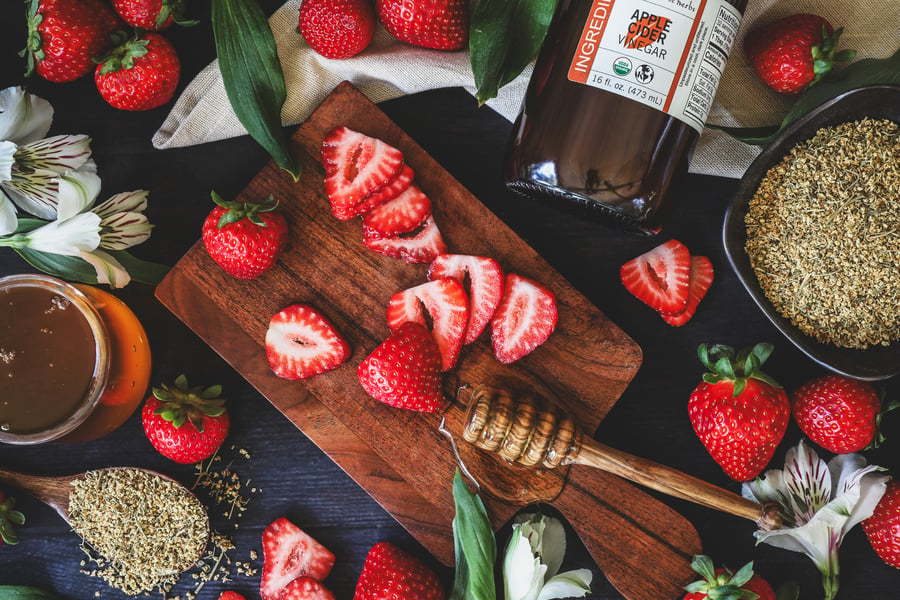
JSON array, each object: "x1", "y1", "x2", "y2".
[{"x1": 459, "y1": 384, "x2": 782, "y2": 531}]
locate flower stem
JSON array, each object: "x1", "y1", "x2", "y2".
[{"x1": 821, "y1": 549, "x2": 840, "y2": 600}]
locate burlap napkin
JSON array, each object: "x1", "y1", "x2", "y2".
[{"x1": 152, "y1": 0, "x2": 899, "y2": 179}]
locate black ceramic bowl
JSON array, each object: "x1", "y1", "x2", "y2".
[{"x1": 723, "y1": 85, "x2": 900, "y2": 381}]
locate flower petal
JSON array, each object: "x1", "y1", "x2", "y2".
[
  {"x1": 80, "y1": 249, "x2": 131, "y2": 288},
  {"x1": 537, "y1": 570, "x2": 593, "y2": 600},
  {"x1": 56, "y1": 163, "x2": 101, "y2": 221},
  {"x1": 0, "y1": 140, "x2": 17, "y2": 182},
  {"x1": 504, "y1": 524, "x2": 545, "y2": 600},
  {"x1": 93, "y1": 190, "x2": 149, "y2": 218},
  {"x1": 100, "y1": 211, "x2": 153, "y2": 250},
  {"x1": 16, "y1": 134, "x2": 92, "y2": 174},
  {"x1": 0, "y1": 87, "x2": 53, "y2": 143},
  {"x1": 23, "y1": 212, "x2": 101, "y2": 255},
  {"x1": 1, "y1": 169, "x2": 60, "y2": 219},
  {"x1": 0, "y1": 191, "x2": 18, "y2": 235}
]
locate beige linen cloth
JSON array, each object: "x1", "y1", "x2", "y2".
[{"x1": 152, "y1": 0, "x2": 900, "y2": 179}]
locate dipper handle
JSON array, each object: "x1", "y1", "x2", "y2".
[{"x1": 461, "y1": 385, "x2": 781, "y2": 531}]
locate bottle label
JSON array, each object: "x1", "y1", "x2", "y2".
[{"x1": 567, "y1": 0, "x2": 742, "y2": 134}]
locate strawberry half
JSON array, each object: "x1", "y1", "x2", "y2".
[
  {"x1": 620, "y1": 239, "x2": 692, "y2": 314},
  {"x1": 354, "y1": 541, "x2": 445, "y2": 600},
  {"x1": 387, "y1": 278, "x2": 469, "y2": 371},
  {"x1": 362, "y1": 182, "x2": 431, "y2": 237},
  {"x1": 356, "y1": 164, "x2": 415, "y2": 216},
  {"x1": 281, "y1": 577, "x2": 335, "y2": 600},
  {"x1": 321, "y1": 126, "x2": 404, "y2": 220},
  {"x1": 427, "y1": 254, "x2": 504, "y2": 344},
  {"x1": 490, "y1": 273, "x2": 557, "y2": 364},
  {"x1": 265, "y1": 304, "x2": 351, "y2": 380},
  {"x1": 260, "y1": 518, "x2": 335, "y2": 600},
  {"x1": 660, "y1": 255, "x2": 714, "y2": 326},
  {"x1": 363, "y1": 215, "x2": 447, "y2": 264},
  {"x1": 357, "y1": 322, "x2": 444, "y2": 413}
]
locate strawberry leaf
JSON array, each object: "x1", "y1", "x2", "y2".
[
  {"x1": 469, "y1": 0, "x2": 557, "y2": 104},
  {"x1": 211, "y1": 0, "x2": 301, "y2": 181}
]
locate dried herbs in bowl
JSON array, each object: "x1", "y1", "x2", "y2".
[{"x1": 723, "y1": 85, "x2": 900, "y2": 381}]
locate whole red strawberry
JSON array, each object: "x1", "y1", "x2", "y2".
[
  {"x1": 298, "y1": 0, "x2": 375, "y2": 59},
  {"x1": 141, "y1": 374, "x2": 230, "y2": 464},
  {"x1": 688, "y1": 342, "x2": 789, "y2": 481},
  {"x1": 23, "y1": 0, "x2": 123, "y2": 82},
  {"x1": 683, "y1": 555, "x2": 776, "y2": 600},
  {"x1": 111, "y1": 0, "x2": 197, "y2": 30},
  {"x1": 202, "y1": 192, "x2": 289, "y2": 279},
  {"x1": 744, "y1": 13, "x2": 856, "y2": 95},
  {"x1": 791, "y1": 374, "x2": 888, "y2": 454},
  {"x1": 0, "y1": 490, "x2": 25, "y2": 547},
  {"x1": 95, "y1": 31, "x2": 181, "y2": 111},
  {"x1": 862, "y1": 480, "x2": 900, "y2": 569},
  {"x1": 376, "y1": 0, "x2": 468, "y2": 51},
  {"x1": 354, "y1": 542, "x2": 444, "y2": 600}
]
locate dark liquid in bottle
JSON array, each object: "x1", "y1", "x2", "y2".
[{"x1": 505, "y1": 0, "x2": 746, "y2": 234}]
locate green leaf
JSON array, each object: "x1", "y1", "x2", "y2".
[
  {"x1": 211, "y1": 0, "x2": 301, "y2": 180},
  {"x1": 15, "y1": 249, "x2": 100, "y2": 284},
  {"x1": 448, "y1": 470, "x2": 496, "y2": 600},
  {"x1": 106, "y1": 250, "x2": 170, "y2": 286},
  {"x1": 712, "y1": 47, "x2": 900, "y2": 145},
  {"x1": 470, "y1": 0, "x2": 558, "y2": 105},
  {"x1": 0, "y1": 586, "x2": 66, "y2": 600}
]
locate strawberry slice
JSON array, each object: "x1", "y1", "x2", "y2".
[
  {"x1": 427, "y1": 254, "x2": 504, "y2": 345},
  {"x1": 280, "y1": 578, "x2": 335, "y2": 600},
  {"x1": 362, "y1": 182, "x2": 432, "y2": 237},
  {"x1": 357, "y1": 322, "x2": 444, "y2": 412},
  {"x1": 387, "y1": 278, "x2": 469, "y2": 371},
  {"x1": 491, "y1": 273, "x2": 558, "y2": 364},
  {"x1": 260, "y1": 518, "x2": 335, "y2": 600},
  {"x1": 363, "y1": 215, "x2": 447, "y2": 264},
  {"x1": 660, "y1": 256, "x2": 714, "y2": 326},
  {"x1": 265, "y1": 304, "x2": 351, "y2": 380},
  {"x1": 356, "y1": 164, "x2": 415, "y2": 216},
  {"x1": 619, "y1": 239, "x2": 692, "y2": 314},
  {"x1": 321, "y1": 126, "x2": 404, "y2": 220}
]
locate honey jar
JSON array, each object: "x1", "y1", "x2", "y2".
[{"x1": 0, "y1": 274, "x2": 151, "y2": 444}]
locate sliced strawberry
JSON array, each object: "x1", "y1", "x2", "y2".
[
  {"x1": 427, "y1": 254, "x2": 504, "y2": 345},
  {"x1": 660, "y1": 256, "x2": 714, "y2": 326},
  {"x1": 491, "y1": 273, "x2": 558, "y2": 364},
  {"x1": 260, "y1": 518, "x2": 335, "y2": 600},
  {"x1": 363, "y1": 215, "x2": 447, "y2": 264},
  {"x1": 321, "y1": 126, "x2": 404, "y2": 220},
  {"x1": 356, "y1": 164, "x2": 415, "y2": 216},
  {"x1": 362, "y1": 183, "x2": 431, "y2": 237},
  {"x1": 218, "y1": 593, "x2": 246, "y2": 600},
  {"x1": 281, "y1": 577, "x2": 335, "y2": 600},
  {"x1": 357, "y1": 322, "x2": 444, "y2": 412},
  {"x1": 387, "y1": 278, "x2": 469, "y2": 371},
  {"x1": 619, "y1": 239, "x2": 692, "y2": 314},
  {"x1": 265, "y1": 304, "x2": 351, "y2": 380}
]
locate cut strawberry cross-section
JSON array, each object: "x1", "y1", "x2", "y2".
[
  {"x1": 265, "y1": 304, "x2": 351, "y2": 380},
  {"x1": 260, "y1": 518, "x2": 335, "y2": 600},
  {"x1": 362, "y1": 182, "x2": 431, "y2": 237},
  {"x1": 491, "y1": 273, "x2": 558, "y2": 364},
  {"x1": 427, "y1": 253, "x2": 504, "y2": 345},
  {"x1": 356, "y1": 164, "x2": 415, "y2": 216},
  {"x1": 363, "y1": 215, "x2": 447, "y2": 264},
  {"x1": 357, "y1": 322, "x2": 444, "y2": 413},
  {"x1": 619, "y1": 239, "x2": 692, "y2": 314},
  {"x1": 387, "y1": 278, "x2": 469, "y2": 371},
  {"x1": 660, "y1": 255, "x2": 714, "y2": 326},
  {"x1": 321, "y1": 126, "x2": 404, "y2": 220}
]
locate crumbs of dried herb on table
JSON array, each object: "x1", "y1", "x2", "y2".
[
  {"x1": 70, "y1": 468, "x2": 209, "y2": 596},
  {"x1": 744, "y1": 117, "x2": 900, "y2": 349}
]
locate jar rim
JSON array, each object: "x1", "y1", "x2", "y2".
[{"x1": 0, "y1": 274, "x2": 111, "y2": 445}]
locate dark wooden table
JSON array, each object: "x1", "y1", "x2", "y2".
[{"x1": 0, "y1": 3, "x2": 897, "y2": 600}]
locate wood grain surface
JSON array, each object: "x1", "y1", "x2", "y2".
[{"x1": 155, "y1": 82, "x2": 701, "y2": 600}]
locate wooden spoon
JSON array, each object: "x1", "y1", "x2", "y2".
[{"x1": 0, "y1": 465, "x2": 210, "y2": 573}]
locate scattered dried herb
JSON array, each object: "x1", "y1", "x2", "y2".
[{"x1": 744, "y1": 117, "x2": 900, "y2": 349}]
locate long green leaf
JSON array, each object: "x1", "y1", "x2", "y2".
[
  {"x1": 470, "y1": 0, "x2": 558, "y2": 105},
  {"x1": 713, "y1": 46, "x2": 900, "y2": 145},
  {"x1": 211, "y1": 0, "x2": 301, "y2": 180},
  {"x1": 14, "y1": 248, "x2": 169, "y2": 286},
  {"x1": 0, "y1": 586, "x2": 65, "y2": 600},
  {"x1": 448, "y1": 469, "x2": 496, "y2": 600}
]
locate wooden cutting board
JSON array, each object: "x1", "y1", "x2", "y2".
[{"x1": 155, "y1": 82, "x2": 700, "y2": 600}]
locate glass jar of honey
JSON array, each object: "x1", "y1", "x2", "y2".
[{"x1": 0, "y1": 274, "x2": 151, "y2": 444}]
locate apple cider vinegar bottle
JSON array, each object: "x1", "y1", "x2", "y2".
[{"x1": 505, "y1": 0, "x2": 748, "y2": 234}]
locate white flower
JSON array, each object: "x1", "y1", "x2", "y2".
[
  {"x1": 743, "y1": 440, "x2": 889, "y2": 600},
  {"x1": 502, "y1": 513, "x2": 592, "y2": 600},
  {"x1": 93, "y1": 190, "x2": 153, "y2": 250},
  {"x1": 0, "y1": 86, "x2": 97, "y2": 234}
]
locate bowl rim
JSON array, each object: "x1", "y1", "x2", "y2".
[{"x1": 723, "y1": 84, "x2": 900, "y2": 381}]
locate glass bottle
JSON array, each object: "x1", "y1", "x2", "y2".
[{"x1": 505, "y1": 0, "x2": 748, "y2": 234}]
